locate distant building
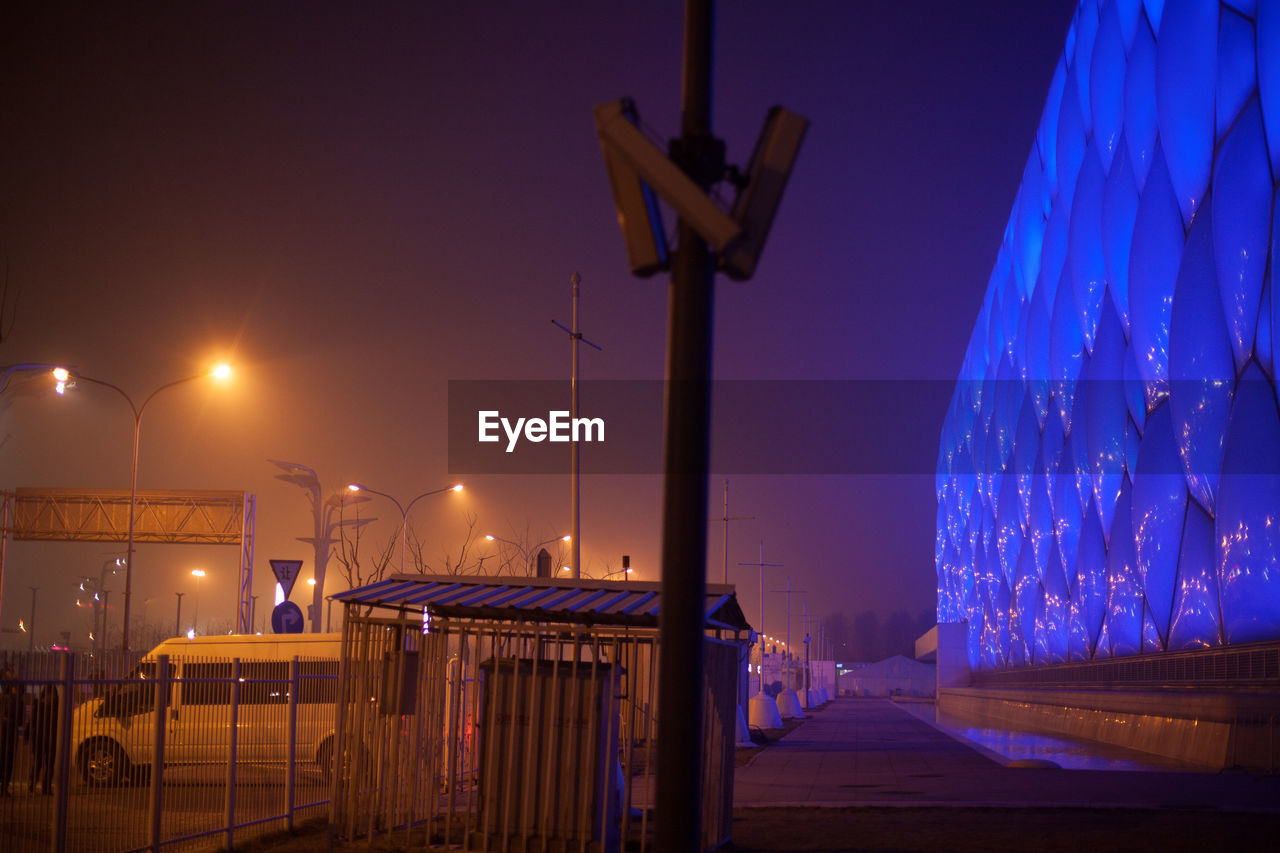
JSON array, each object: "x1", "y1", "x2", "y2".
[{"x1": 839, "y1": 656, "x2": 935, "y2": 698}]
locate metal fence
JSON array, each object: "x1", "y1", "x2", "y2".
[
  {"x1": 969, "y1": 638, "x2": 1280, "y2": 688},
  {"x1": 331, "y1": 612, "x2": 741, "y2": 852},
  {"x1": 0, "y1": 650, "x2": 337, "y2": 853}
]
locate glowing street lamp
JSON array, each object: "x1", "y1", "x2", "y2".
[
  {"x1": 51, "y1": 361, "x2": 232, "y2": 648},
  {"x1": 346, "y1": 482, "x2": 463, "y2": 573},
  {"x1": 483, "y1": 533, "x2": 571, "y2": 576},
  {"x1": 52, "y1": 363, "x2": 232, "y2": 653}
]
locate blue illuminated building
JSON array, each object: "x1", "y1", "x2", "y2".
[{"x1": 937, "y1": 0, "x2": 1280, "y2": 672}]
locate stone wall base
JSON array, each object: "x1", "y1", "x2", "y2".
[{"x1": 938, "y1": 686, "x2": 1280, "y2": 771}]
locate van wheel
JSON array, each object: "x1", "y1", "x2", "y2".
[{"x1": 78, "y1": 739, "x2": 129, "y2": 787}]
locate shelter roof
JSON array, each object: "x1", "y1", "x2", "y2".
[{"x1": 332, "y1": 574, "x2": 751, "y2": 632}]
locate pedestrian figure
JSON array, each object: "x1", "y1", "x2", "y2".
[
  {"x1": 28, "y1": 685, "x2": 58, "y2": 795},
  {"x1": 0, "y1": 667, "x2": 21, "y2": 796}
]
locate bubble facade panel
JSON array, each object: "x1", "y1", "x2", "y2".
[{"x1": 938, "y1": 0, "x2": 1280, "y2": 669}]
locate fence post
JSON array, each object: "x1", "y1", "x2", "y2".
[
  {"x1": 287, "y1": 656, "x2": 299, "y2": 831},
  {"x1": 329, "y1": 616, "x2": 351, "y2": 847},
  {"x1": 149, "y1": 654, "x2": 170, "y2": 853},
  {"x1": 225, "y1": 657, "x2": 241, "y2": 851},
  {"x1": 51, "y1": 652, "x2": 74, "y2": 853}
]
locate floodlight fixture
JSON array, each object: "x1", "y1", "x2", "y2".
[
  {"x1": 593, "y1": 98, "x2": 670, "y2": 277},
  {"x1": 721, "y1": 106, "x2": 809, "y2": 281},
  {"x1": 593, "y1": 98, "x2": 807, "y2": 283},
  {"x1": 593, "y1": 99, "x2": 742, "y2": 256}
]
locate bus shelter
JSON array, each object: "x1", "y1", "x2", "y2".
[{"x1": 328, "y1": 574, "x2": 751, "y2": 853}]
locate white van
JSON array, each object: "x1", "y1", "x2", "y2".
[{"x1": 72, "y1": 634, "x2": 342, "y2": 786}]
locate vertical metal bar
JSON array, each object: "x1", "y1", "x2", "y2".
[
  {"x1": 539, "y1": 630, "x2": 562, "y2": 845},
  {"x1": 386, "y1": 625, "x2": 404, "y2": 834},
  {"x1": 225, "y1": 658, "x2": 241, "y2": 851},
  {"x1": 443, "y1": 649, "x2": 459, "y2": 846},
  {"x1": 404, "y1": 630, "x2": 421, "y2": 842},
  {"x1": 287, "y1": 656, "x2": 299, "y2": 831},
  {"x1": 480, "y1": 627, "x2": 500, "y2": 853},
  {"x1": 367, "y1": 628, "x2": 389, "y2": 842},
  {"x1": 562, "y1": 632, "x2": 582, "y2": 852},
  {"x1": 0, "y1": 495, "x2": 9, "y2": 638},
  {"x1": 640, "y1": 639, "x2": 659, "y2": 853},
  {"x1": 148, "y1": 654, "x2": 170, "y2": 853},
  {"x1": 464, "y1": 629, "x2": 482, "y2": 845},
  {"x1": 329, "y1": 613, "x2": 351, "y2": 845},
  {"x1": 583, "y1": 634, "x2": 603, "y2": 853},
  {"x1": 500, "y1": 628, "x2": 518, "y2": 852},
  {"x1": 657, "y1": 0, "x2": 717, "y2": 847},
  {"x1": 406, "y1": 637, "x2": 424, "y2": 846},
  {"x1": 519, "y1": 625, "x2": 540, "y2": 847},
  {"x1": 620, "y1": 639, "x2": 636, "y2": 849},
  {"x1": 51, "y1": 652, "x2": 73, "y2": 853}
]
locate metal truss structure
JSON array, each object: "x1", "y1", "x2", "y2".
[{"x1": 2, "y1": 488, "x2": 256, "y2": 633}]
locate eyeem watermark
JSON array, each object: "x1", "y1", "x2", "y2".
[{"x1": 478, "y1": 410, "x2": 605, "y2": 453}]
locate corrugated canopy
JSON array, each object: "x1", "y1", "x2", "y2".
[{"x1": 332, "y1": 574, "x2": 751, "y2": 632}]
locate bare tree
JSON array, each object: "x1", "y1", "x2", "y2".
[
  {"x1": 409, "y1": 511, "x2": 491, "y2": 576},
  {"x1": 481, "y1": 521, "x2": 573, "y2": 577},
  {"x1": 333, "y1": 498, "x2": 396, "y2": 589}
]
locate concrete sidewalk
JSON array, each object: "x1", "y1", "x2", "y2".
[{"x1": 734, "y1": 697, "x2": 1280, "y2": 812}]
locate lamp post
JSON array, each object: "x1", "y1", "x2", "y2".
[
  {"x1": 90, "y1": 556, "x2": 123, "y2": 656},
  {"x1": 174, "y1": 592, "x2": 184, "y2": 638},
  {"x1": 346, "y1": 483, "x2": 463, "y2": 573},
  {"x1": 53, "y1": 364, "x2": 232, "y2": 654},
  {"x1": 191, "y1": 569, "x2": 206, "y2": 635},
  {"x1": 483, "y1": 533, "x2": 570, "y2": 576},
  {"x1": 271, "y1": 460, "x2": 372, "y2": 634}
]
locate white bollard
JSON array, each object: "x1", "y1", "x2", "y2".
[
  {"x1": 748, "y1": 691, "x2": 783, "y2": 730},
  {"x1": 775, "y1": 688, "x2": 805, "y2": 720}
]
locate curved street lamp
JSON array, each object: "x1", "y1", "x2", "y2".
[
  {"x1": 483, "y1": 533, "x2": 570, "y2": 576},
  {"x1": 346, "y1": 483, "x2": 463, "y2": 574},
  {"x1": 53, "y1": 364, "x2": 232, "y2": 653}
]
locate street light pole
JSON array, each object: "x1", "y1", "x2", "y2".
[
  {"x1": 174, "y1": 592, "x2": 184, "y2": 638},
  {"x1": 54, "y1": 364, "x2": 231, "y2": 654},
  {"x1": 552, "y1": 274, "x2": 602, "y2": 580},
  {"x1": 191, "y1": 569, "x2": 205, "y2": 634},
  {"x1": 656, "y1": 3, "x2": 718, "y2": 847},
  {"x1": 347, "y1": 483, "x2": 463, "y2": 573}
]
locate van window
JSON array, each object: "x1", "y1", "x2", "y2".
[
  {"x1": 182, "y1": 663, "x2": 233, "y2": 706},
  {"x1": 99, "y1": 662, "x2": 175, "y2": 718},
  {"x1": 298, "y1": 661, "x2": 339, "y2": 704},
  {"x1": 241, "y1": 661, "x2": 290, "y2": 705}
]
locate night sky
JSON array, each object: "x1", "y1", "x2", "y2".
[{"x1": 0, "y1": 1, "x2": 1075, "y2": 650}]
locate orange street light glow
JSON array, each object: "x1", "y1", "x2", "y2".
[
  {"x1": 211, "y1": 364, "x2": 232, "y2": 380},
  {"x1": 52, "y1": 367, "x2": 69, "y2": 382},
  {"x1": 191, "y1": 569, "x2": 206, "y2": 578},
  {"x1": 451, "y1": 484, "x2": 464, "y2": 492}
]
